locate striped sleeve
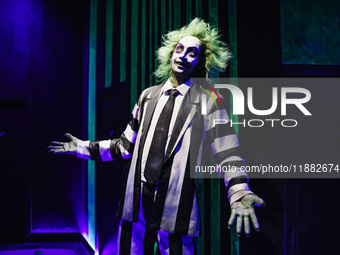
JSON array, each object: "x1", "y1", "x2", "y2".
[
  {"x1": 77, "y1": 90, "x2": 145, "y2": 161},
  {"x1": 204, "y1": 94, "x2": 253, "y2": 204}
]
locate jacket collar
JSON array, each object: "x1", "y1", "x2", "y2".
[{"x1": 141, "y1": 81, "x2": 201, "y2": 162}]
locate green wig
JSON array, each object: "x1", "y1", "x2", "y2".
[{"x1": 154, "y1": 18, "x2": 231, "y2": 82}]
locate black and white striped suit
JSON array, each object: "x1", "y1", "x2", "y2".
[{"x1": 77, "y1": 79, "x2": 252, "y2": 240}]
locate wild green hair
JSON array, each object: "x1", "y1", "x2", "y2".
[{"x1": 154, "y1": 18, "x2": 231, "y2": 82}]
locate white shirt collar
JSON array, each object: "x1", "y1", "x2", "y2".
[{"x1": 162, "y1": 78, "x2": 191, "y2": 96}]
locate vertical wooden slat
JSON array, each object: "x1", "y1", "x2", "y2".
[
  {"x1": 141, "y1": 0, "x2": 147, "y2": 91},
  {"x1": 196, "y1": 0, "x2": 202, "y2": 18},
  {"x1": 169, "y1": 0, "x2": 173, "y2": 30},
  {"x1": 130, "y1": 0, "x2": 139, "y2": 110},
  {"x1": 198, "y1": 178, "x2": 205, "y2": 253},
  {"x1": 210, "y1": 181, "x2": 220, "y2": 255},
  {"x1": 154, "y1": 0, "x2": 158, "y2": 50},
  {"x1": 186, "y1": 0, "x2": 192, "y2": 22},
  {"x1": 149, "y1": 0, "x2": 154, "y2": 85},
  {"x1": 209, "y1": 0, "x2": 218, "y2": 25},
  {"x1": 153, "y1": 0, "x2": 159, "y2": 85},
  {"x1": 105, "y1": 0, "x2": 113, "y2": 88},
  {"x1": 228, "y1": 0, "x2": 239, "y2": 254},
  {"x1": 88, "y1": 0, "x2": 97, "y2": 250},
  {"x1": 208, "y1": 2, "x2": 220, "y2": 255},
  {"x1": 161, "y1": 0, "x2": 166, "y2": 36},
  {"x1": 88, "y1": 1, "x2": 97, "y2": 141},
  {"x1": 209, "y1": 0, "x2": 218, "y2": 78},
  {"x1": 194, "y1": 1, "x2": 204, "y2": 250},
  {"x1": 120, "y1": 0, "x2": 127, "y2": 83},
  {"x1": 173, "y1": 0, "x2": 181, "y2": 29},
  {"x1": 228, "y1": 0, "x2": 239, "y2": 129},
  {"x1": 209, "y1": 2, "x2": 221, "y2": 254}
]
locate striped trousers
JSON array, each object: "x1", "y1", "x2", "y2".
[{"x1": 116, "y1": 182, "x2": 198, "y2": 255}]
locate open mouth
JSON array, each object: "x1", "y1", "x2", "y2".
[{"x1": 175, "y1": 61, "x2": 190, "y2": 68}]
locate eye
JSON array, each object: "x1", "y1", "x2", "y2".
[
  {"x1": 189, "y1": 52, "x2": 197, "y2": 57},
  {"x1": 188, "y1": 49, "x2": 198, "y2": 57},
  {"x1": 175, "y1": 45, "x2": 183, "y2": 53}
]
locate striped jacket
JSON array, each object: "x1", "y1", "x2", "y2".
[{"x1": 77, "y1": 82, "x2": 252, "y2": 237}]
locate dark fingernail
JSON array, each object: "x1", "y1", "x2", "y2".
[{"x1": 255, "y1": 228, "x2": 260, "y2": 232}]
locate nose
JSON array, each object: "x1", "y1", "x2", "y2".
[{"x1": 179, "y1": 54, "x2": 187, "y2": 62}]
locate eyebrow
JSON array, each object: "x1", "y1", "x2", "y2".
[{"x1": 176, "y1": 43, "x2": 199, "y2": 50}]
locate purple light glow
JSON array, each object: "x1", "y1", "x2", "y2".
[
  {"x1": 0, "y1": 249, "x2": 85, "y2": 255},
  {"x1": 81, "y1": 231, "x2": 97, "y2": 254},
  {"x1": 31, "y1": 228, "x2": 79, "y2": 234},
  {"x1": 101, "y1": 236, "x2": 117, "y2": 255}
]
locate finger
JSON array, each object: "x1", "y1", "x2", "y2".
[
  {"x1": 244, "y1": 216, "x2": 250, "y2": 237},
  {"x1": 48, "y1": 145, "x2": 64, "y2": 149},
  {"x1": 254, "y1": 196, "x2": 266, "y2": 207},
  {"x1": 50, "y1": 141, "x2": 65, "y2": 146},
  {"x1": 65, "y1": 133, "x2": 77, "y2": 142},
  {"x1": 249, "y1": 210, "x2": 260, "y2": 231},
  {"x1": 236, "y1": 215, "x2": 243, "y2": 236},
  {"x1": 228, "y1": 210, "x2": 237, "y2": 229},
  {"x1": 49, "y1": 149, "x2": 68, "y2": 154}
]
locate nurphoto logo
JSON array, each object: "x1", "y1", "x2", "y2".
[{"x1": 199, "y1": 82, "x2": 312, "y2": 128}]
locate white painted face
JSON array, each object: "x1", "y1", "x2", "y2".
[{"x1": 171, "y1": 36, "x2": 201, "y2": 78}]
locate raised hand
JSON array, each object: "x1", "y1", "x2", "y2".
[
  {"x1": 228, "y1": 193, "x2": 266, "y2": 237},
  {"x1": 48, "y1": 133, "x2": 81, "y2": 155}
]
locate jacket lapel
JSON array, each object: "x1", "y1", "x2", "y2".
[
  {"x1": 140, "y1": 85, "x2": 163, "y2": 137},
  {"x1": 132, "y1": 84, "x2": 163, "y2": 221},
  {"x1": 164, "y1": 83, "x2": 201, "y2": 161}
]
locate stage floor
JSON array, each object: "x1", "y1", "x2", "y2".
[{"x1": 0, "y1": 242, "x2": 91, "y2": 255}]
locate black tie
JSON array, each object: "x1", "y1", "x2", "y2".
[{"x1": 144, "y1": 89, "x2": 179, "y2": 185}]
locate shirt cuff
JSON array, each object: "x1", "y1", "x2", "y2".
[
  {"x1": 229, "y1": 190, "x2": 254, "y2": 205},
  {"x1": 228, "y1": 183, "x2": 252, "y2": 204},
  {"x1": 77, "y1": 140, "x2": 91, "y2": 160}
]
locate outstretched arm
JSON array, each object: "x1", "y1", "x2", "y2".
[
  {"x1": 47, "y1": 87, "x2": 150, "y2": 160},
  {"x1": 48, "y1": 133, "x2": 81, "y2": 155},
  {"x1": 203, "y1": 91, "x2": 265, "y2": 237}
]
